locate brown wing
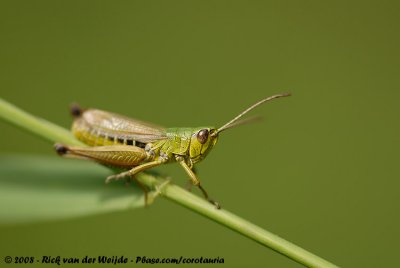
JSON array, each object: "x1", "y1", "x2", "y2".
[{"x1": 77, "y1": 108, "x2": 167, "y2": 143}]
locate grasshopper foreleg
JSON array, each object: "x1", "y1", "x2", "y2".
[{"x1": 177, "y1": 157, "x2": 221, "y2": 209}]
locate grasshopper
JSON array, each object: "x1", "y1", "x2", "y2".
[{"x1": 55, "y1": 93, "x2": 290, "y2": 209}]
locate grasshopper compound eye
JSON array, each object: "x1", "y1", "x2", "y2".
[{"x1": 196, "y1": 129, "x2": 209, "y2": 144}]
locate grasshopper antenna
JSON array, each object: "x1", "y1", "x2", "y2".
[{"x1": 212, "y1": 93, "x2": 291, "y2": 136}]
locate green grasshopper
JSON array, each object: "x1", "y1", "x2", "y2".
[{"x1": 55, "y1": 93, "x2": 290, "y2": 209}]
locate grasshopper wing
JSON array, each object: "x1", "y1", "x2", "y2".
[{"x1": 73, "y1": 107, "x2": 167, "y2": 143}]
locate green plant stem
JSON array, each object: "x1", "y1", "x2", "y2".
[
  {"x1": 0, "y1": 99, "x2": 83, "y2": 146},
  {"x1": 0, "y1": 98, "x2": 339, "y2": 268}
]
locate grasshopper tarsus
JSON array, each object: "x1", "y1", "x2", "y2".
[
  {"x1": 212, "y1": 200, "x2": 221, "y2": 210},
  {"x1": 197, "y1": 184, "x2": 221, "y2": 209},
  {"x1": 105, "y1": 171, "x2": 130, "y2": 183},
  {"x1": 105, "y1": 176, "x2": 114, "y2": 184}
]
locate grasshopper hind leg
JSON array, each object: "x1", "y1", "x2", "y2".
[{"x1": 54, "y1": 143, "x2": 163, "y2": 207}]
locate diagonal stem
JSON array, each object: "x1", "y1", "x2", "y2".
[{"x1": 0, "y1": 98, "x2": 339, "y2": 268}]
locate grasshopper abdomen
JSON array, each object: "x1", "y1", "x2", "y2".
[{"x1": 71, "y1": 105, "x2": 149, "y2": 148}]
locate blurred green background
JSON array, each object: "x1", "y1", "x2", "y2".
[{"x1": 1, "y1": 1, "x2": 399, "y2": 267}]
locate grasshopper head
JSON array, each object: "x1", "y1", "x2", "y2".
[
  {"x1": 189, "y1": 127, "x2": 219, "y2": 163},
  {"x1": 189, "y1": 93, "x2": 291, "y2": 164}
]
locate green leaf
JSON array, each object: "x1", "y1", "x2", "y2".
[{"x1": 0, "y1": 155, "x2": 144, "y2": 224}]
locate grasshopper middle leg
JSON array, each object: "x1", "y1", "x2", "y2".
[{"x1": 105, "y1": 160, "x2": 164, "y2": 183}]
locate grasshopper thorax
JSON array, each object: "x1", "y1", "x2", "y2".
[{"x1": 189, "y1": 127, "x2": 218, "y2": 164}]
